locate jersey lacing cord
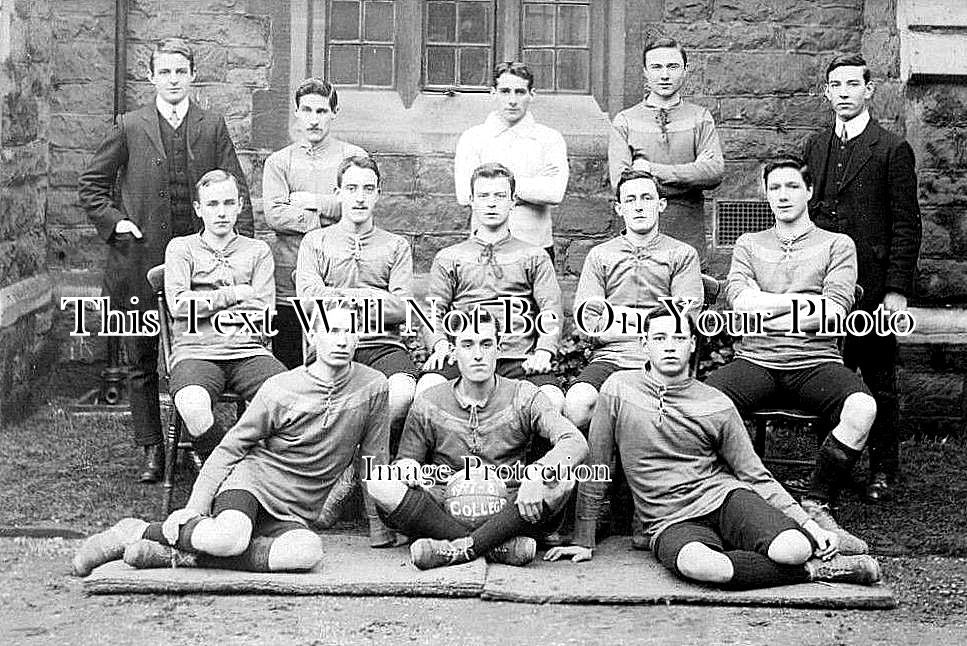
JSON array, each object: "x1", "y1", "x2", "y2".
[
  {"x1": 656, "y1": 383, "x2": 667, "y2": 426},
  {"x1": 478, "y1": 244, "x2": 504, "y2": 279},
  {"x1": 468, "y1": 403, "x2": 481, "y2": 454}
]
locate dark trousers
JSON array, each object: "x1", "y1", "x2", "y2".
[
  {"x1": 124, "y1": 334, "x2": 162, "y2": 447},
  {"x1": 272, "y1": 303, "x2": 305, "y2": 370},
  {"x1": 660, "y1": 196, "x2": 707, "y2": 263},
  {"x1": 843, "y1": 331, "x2": 900, "y2": 475}
]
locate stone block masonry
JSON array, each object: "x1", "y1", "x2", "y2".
[{"x1": 0, "y1": 0, "x2": 55, "y2": 423}]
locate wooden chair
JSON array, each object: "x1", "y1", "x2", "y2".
[
  {"x1": 748, "y1": 284, "x2": 865, "y2": 484},
  {"x1": 146, "y1": 265, "x2": 247, "y2": 514}
]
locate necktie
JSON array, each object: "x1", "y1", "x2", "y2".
[
  {"x1": 838, "y1": 125, "x2": 848, "y2": 145},
  {"x1": 170, "y1": 107, "x2": 181, "y2": 130}
]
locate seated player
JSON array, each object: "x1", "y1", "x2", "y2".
[
  {"x1": 165, "y1": 169, "x2": 286, "y2": 462},
  {"x1": 564, "y1": 170, "x2": 703, "y2": 431},
  {"x1": 367, "y1": 310, "x2": 588, "y2": 570},
  {"x1": 418, "y1": 162, "x2": 565, "y2": 411},
  {"x1": 546, "y1": 308, "x2": 882, "y2": 589},
  {"x1": 71, "y1": 305, "x2": 393, "y2": 577},
  {"x1": 704, "y1": 158, "x2": 876, "y2": 555},
  {"x1": 296, "y1": 155, "x2": 418, "y2": 450}
]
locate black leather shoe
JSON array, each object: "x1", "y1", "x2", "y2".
[
  {"x1": 138, "y1": 444, "x2": 163, "y2": 483},
  {"x1": 865, "y1": 472, "x2": 895, "y2": 503}
]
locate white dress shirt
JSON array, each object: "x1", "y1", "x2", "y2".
[
  {"x1": 836, "y1": 108, "x2": 871, "y2": 142},
  {"x1": 156, "y1": 95, "x2": 190, "y2": 129}
]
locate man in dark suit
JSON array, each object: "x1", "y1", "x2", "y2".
[
  {"x1": 79, "y1": 37, "x2": 254, "y2": 483},
  {"x1": 803, "y1": 54, "x2": 922, "y2": 503}
]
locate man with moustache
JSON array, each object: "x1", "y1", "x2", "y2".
[
  {"x1": 802, "y1": 54, "x2": 922, "y2": 503},
  {"x1": 79, "y1": 37, "x2": 253, "y2": 483},
  {"x1": 263, "y1": 78, "x2": 367, "y2": 368}
]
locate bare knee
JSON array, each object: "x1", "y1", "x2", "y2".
[
  {"x1": 565, "y1": 384, "x2": 598, "y2": 430},
  {"x1": 196, "y1": 510, "x2": 252, "y2": 556},
  {"x1": 365, "y1": 477, "x2": 407, "y2": 512},
  {"x1": 174, "y1": 386, "x2": 214, "y2": 437},
  {"x1": 539, "y1": 385, "x2": 565, "y2": 414},
  {"x1": 675, "y1": 542, "x2": 733, "y2": 583},
  {"x1": 767, "y1": 529, "x2": 813, "y2": 565},
  {"x1": 415, "y1": 373, "x2": 447, "y2": 396},
  {"x1": 838, "y1": 392, "x2": 877, "y2": 446},
  {"x1": 268, "y1": 529, "x2": 323, "y2": 571}
]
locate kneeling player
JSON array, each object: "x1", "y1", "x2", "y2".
[
  {"x1": 72, "y1": 306, "x2": 393, "y2": 577},
  {"x1": 547, "y1": 308, "x2": 881, "y2": 589},
  {"x1": 367, "y1": 310, "x2": 588, "y2": 569}
]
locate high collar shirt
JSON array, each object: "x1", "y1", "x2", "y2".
[
  {"x1": 396, "y1": 376, "x2": 588, "y2": 500},
  {"x1": 454, "y1": 112, "x2": 568, "y2": 248},
  {"x1": 573, "y1": 233, "x2": 703, "y2": 369},
  {"x1": 725, "y1": 226, "x2": 857, "y2": 370},
  {"x1": 836, "y1": 109, "x2": 871, "y2": 142},
  {"x1": 187, "y1": 363, "x2": 389, "y2": 536},
  {"x1": 295, "y1": 221, "x2": 414, "y2": 348},
  {"x1": 156, "y1": 95, "x2": 190, "y2": 129},
  {"x1": 262, "y1": 138, "x2": 367, "y2": 302},
  {"x1": 574, "y1": 370, "x2": 810, "y2": 550},
  {"x1": 164, "y1": 233, "x2": 275, "y2": 366},
  {"x1": 608, "y1": 99, "x2": 724, "y2": 196},
  {"x1": 422, "y1": 232, "x2": 563, "y2": 358}
]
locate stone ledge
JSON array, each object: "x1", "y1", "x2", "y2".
[
  {"x1": 0, "y1": 273, "x2": 52, "y2": 329},
  {"x1": 900, "y1": 307, "x2": 967, "y2": 343}
]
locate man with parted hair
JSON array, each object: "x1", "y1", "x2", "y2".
[
  {"x1": 454, "y1": 61, "x2": 568, "y2": 261},
  {"x1": 418, "y1": 162, "x2": 566, "y2": 412},
  {"x1": 164, "y1": 169, "x2": 285, "y2": 465},
  {"x1": 608, "y1": 37, "x2": 724, "y2": 260},
  {"x1": 71, "y1": 304, "x2": 395, "y2": 578},
  {"x1": 547, "y1": 307, "x2": 882, "y2": 590},
  {"x1": 296, "y1": 155, "x2": 418, "y2": 455},
  {"x1": 263, "y1": 77, "x2": 367, "y2": 369},
  {"x1": 368, "y1": 309, "x2": 588, "y2": 571},
  {"x1": 564, "y1": 170, "x2": 703, "y2": 432},
  {"x1": 704, "y1": 158, "x2": 875, "y2": 556},
  {"x1": 79, "y1": 36, "x2": 253, "y2": 483},
  {"x1": 803, "y1": 53, "x2": 922, "y2": 503}
]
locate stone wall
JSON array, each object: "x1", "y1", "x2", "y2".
[{"x1": 0, "y1": 0, "x2": 54, "y2": 423}]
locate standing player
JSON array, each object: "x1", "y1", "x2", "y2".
[
  {"x1": 263, "y1": 78, "x2": 366, "y2": 368},
  {"x1": 71, "y1": 305, "x2": 394, "y2": 577},
  {"x1": 608, "y1": 37, "x2": 724, "y2": 259},
  {"x1": 78, "y1": 37, "x2": 253, "y2": 483},
  {"x1": 296, "y1": 156, "x2": 418, "y2": 452},
  {"x1": 367, "y1": 311, "x2": 588, "y2": 570},
  {"x1": 564, "y1": 170, "x2": 702, "y2": 432},
  {"x1": 704, "y1": 159, "x2": 875, "y2": 555},
  {"x1": 803, "y1": 54, "x2": 922, "y2": 502},
  {"x1": 454, "y1": 61, "x2": 568, "y2": 261},
  {"x1": 419, "y1": 163, "x2": 565, "y2": 411},
  {"x1": 547, "y1": 308, "x2": 882, "y2": 590},
  {"x1": 164, "y1": 170, "x2": 285, "y2": 463}
]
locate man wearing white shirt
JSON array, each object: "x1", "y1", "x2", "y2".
[{"x1": 454, "y1": 61, "x2": 568, "y2": 261}]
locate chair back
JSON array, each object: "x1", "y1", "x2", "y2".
[{"x1": 146, "y1": 265, "x2": 175, "y2": 378}]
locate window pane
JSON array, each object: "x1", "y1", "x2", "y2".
[
  {"x1": 330, "y1": 1, "x2": 360, "y2": 41},
  {"x1": 458, "y1": 47, "x2": 489, "y2": 86},
  {"x1": 426, "y1": 46, "x2": 456, "y2": 85},
  {"x1": 522, "y1": 49, "x2": 554, "y2": 90},
  {"x1": 329, "y1": 45, "x2": 359, "y2": 84},
  {"x1": 458, "y1": 1, "x2": 491, "y2": 44},
  {"x1": 556, "y1": 49, "x2": 589, "y2": 92},
  {"x1": 361, "y1": 46, "x2": 393, "y2": 86},
  {"x1": 427, "y1": 1, "x2": 455, "y2": 42},
  {"x1": 556, "y1": 4, "x2": 588, "y2": 46},
  {"x1": 522, "y1": 4, "x2": 555, "y2": 46},
  {"x1": 363, "y1": 1, "x2": 395, "y2": 41}
]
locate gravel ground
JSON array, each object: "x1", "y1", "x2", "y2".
[{"x1": 2, "y1": 538, "x2": 967, "y2": 646}]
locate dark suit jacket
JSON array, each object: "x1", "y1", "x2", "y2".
[
  {"x1": 803, "y1": 120, "x2": 921, "y2": 309},
  {"x1": 78, "y1": 101, "x2": 254, "y2": 309}
]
